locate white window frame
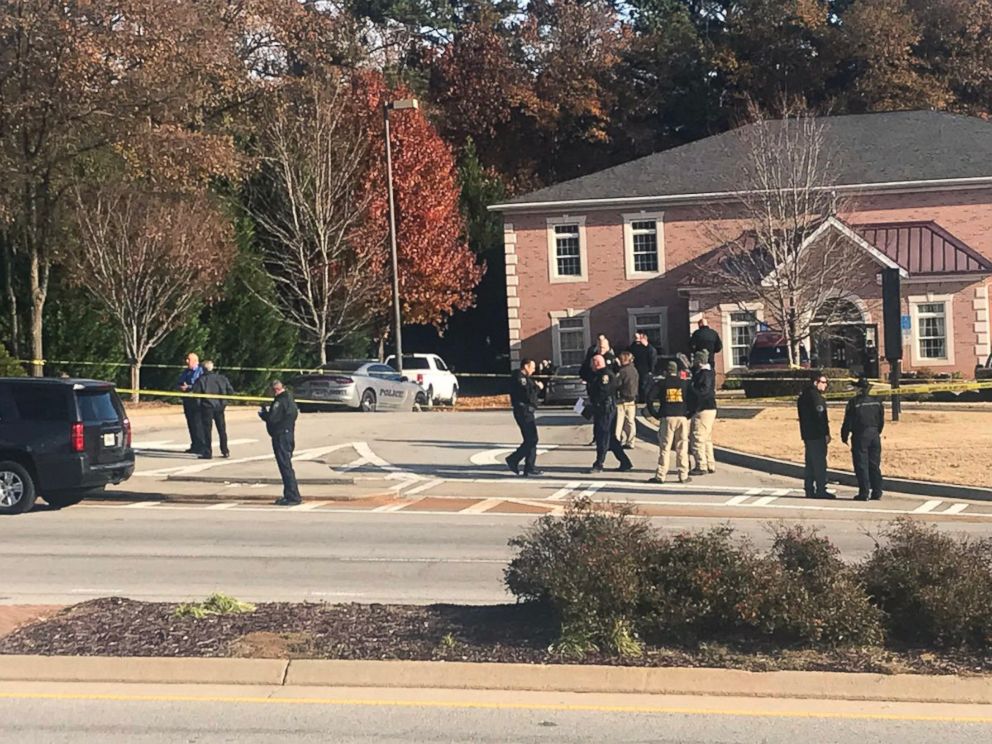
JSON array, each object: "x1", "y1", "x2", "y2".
[
  {"x1": 627, "y1": 306, "x2": 668, "y2": 353},
  {"x1": 720, "y1": 303, "x2": 764, "y2": 374},
  {"x1": 550, "y1": 309, "x2": 591, "y2": 366},
  {"x1": 622, "y1": 211, "x2": 665, "y2": 280},
  {"x1": 909, "y1": 294, "x2": 955, "y2": 366},
  {"x1": 546, "y1": 216, "x2": 588, "y2": 284}
]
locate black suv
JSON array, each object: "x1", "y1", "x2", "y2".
[{"x1": 0, "y1": 378, "x2": 135, "y2": 514}]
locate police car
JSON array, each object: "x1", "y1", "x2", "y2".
[{"x1": 290, "y1": 360, "x2": 428, "y2": 413}]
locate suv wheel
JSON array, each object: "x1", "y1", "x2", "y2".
[
  {"x1": 448, "y1": 386, "x2": 458, "y2": 407},
  {"x1": 0, "y1": 461, "x2": 37, "y2": 515}
]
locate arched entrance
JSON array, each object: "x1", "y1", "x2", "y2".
[{"x1": 811, "y1": 297, "x2": 878, "y2": 375}]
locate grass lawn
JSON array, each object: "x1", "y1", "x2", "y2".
[{"x1": 712, "y1": 406, "x2": 991, "y2": 488}]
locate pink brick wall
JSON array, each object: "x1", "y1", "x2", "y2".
[{"x1": 506, "y1": 187, "x2": 992, "y2": 377}]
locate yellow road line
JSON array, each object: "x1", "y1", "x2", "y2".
[{"x1": 2, "y1": 691, "x2": 992, "y2": 723}]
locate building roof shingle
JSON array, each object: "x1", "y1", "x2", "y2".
[{"x1": 498, "y1": 111, "x2": 992, "y2": 209}]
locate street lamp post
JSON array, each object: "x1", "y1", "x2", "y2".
[{"x1": 383, "y1": 98, "x2": 418, "y2": 377}]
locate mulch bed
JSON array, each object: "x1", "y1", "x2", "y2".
[{"x1": 3, "y1": 598, "x2": 992, "y2": 676}]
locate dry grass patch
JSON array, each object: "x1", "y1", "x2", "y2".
[{"x1": 712, "y1": 407, "x2": 992, "y2": 487}]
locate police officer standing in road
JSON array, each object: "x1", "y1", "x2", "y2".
[
  {"x1": 505, "y1": 358, "x2": 544, "y2": 477},
  {"x1": 192, "y1": 360, "x2": 236, "y2": 460},
  {"x1": 586, "y1": 354, "x2": 633, "y2": 474},
  {"x1": 259, "y1": 379, "x2": 302, "y2": 506},
  {"x1": 687, "y1": 350, "x2": 717, "y2": 476},
  {"x1": 649, "y1": 361, "x2": 691, "y2": 484},
  {"x1": 178, "y1": 352, "x2": 205, "y2": 455},
  {"x1": 841, "y1": 377, "x2": 885, "y2": 501},
  {"x1": 797, "y1": 371, "x2": 836, "y2": 499}
]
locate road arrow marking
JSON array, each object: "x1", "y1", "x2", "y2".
[{"x1": 469, "y1": 445, "x2": 558, "y2": 466}]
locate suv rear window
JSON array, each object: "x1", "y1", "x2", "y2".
[
  {"x1": 10, "y1": 386, "x2": 70, "y2": 422},
  {"x1": 77, "y1": 390, "x2": 120, "y2": 423}
]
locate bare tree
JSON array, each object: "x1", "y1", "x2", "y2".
[
  {"x1": 71, "y1": 185, "x2": 234, "y2": 401},
  {"x1": 245, "y1": 76, "x2": 379, "y2": 366},
  {"x1": 703, "y1": 99, "x2": 867, "y2": 365}
]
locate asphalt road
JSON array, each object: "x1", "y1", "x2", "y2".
[
  {"x1": 2, "y1": 683, "x2": 991, "y2": 743},
  {"x1": 7, "y1": 507, "x2": 992, "y2": 605},
  {"x1": 4, "y1": 408, "x2": 992, "y2": 605}
]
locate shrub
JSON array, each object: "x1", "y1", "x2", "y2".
[
  {"x1": 860, "y1": 520, "x2": 992, "y2": 648},
  {"x1": 0, "y1": 343, "x2": 25, "y2": 376},
  {"x1": 740, "y1": 367, "x2": 849, "y2": 399},
  {"x1": 174, "y1": 593, "x2": 256, "y2": 619},
  {"x1": 639, "y1": 525, "x2": 883, "y2": 646},
  {"x1": 638, "y1": 525, "x2": 773, "y2": 642},
  {"x1": 766, "y1": 525, "x2": 884, "y2": 646},
  {"x1": 505, "y1": 497, "x2": 653, "y2": 657}
]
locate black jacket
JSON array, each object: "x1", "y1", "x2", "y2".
[
  {"x1": 687, "y1": 367, "x2": 716, "y2": 415},
  {"x1": 797, "y1": 386, "x2": 830, "y2": 441},
  {"x1": 616, "y1": 365, "x2": 639, "y2": 403},
  {"x1": 586, "y1": 368, "x2": 619, "y2": 412},
  {"x1": 655, "y1": 374, "x2": 689, "y2": 418},
  {"x1": 580, "y1": 346, "x2": 618, "y2": 382},
  {"x1": 192, "y1": 371, "x2": 235, "y2": 410},
  {"x1": 260, "y1": 389, "x2": 298, "y2": 438},
  {"x1": 690, "y1": 326, "x2": 723, "y2": 357},
  {"x1": 841, "y1": 392, "x2": 884, "y2": 442},
  {"x1": 509, "y1": 369, "x2": 540, "y2": 413},
  {"x1": 629, "y1": 342, "x2": 657, "y2": 377}
]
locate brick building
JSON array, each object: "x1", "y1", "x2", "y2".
[{"x1": 490, "y1": 111, "x2": 992, "y2": 379}]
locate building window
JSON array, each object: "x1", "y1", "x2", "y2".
[
  {"x1": 729, "y1": 311, "x2": 758, "y2": 367},
  {"x1": 550, "y1": 311, "x2": 590, "y2": 366},
  {"x1": 631, "y1": 221, "x2": 658, "y2": 272},
  {"x1": 546, "y1": 216, "x2": 588, "y2": 283},
  {"x1": 627, "y1": 307, "x2": 667, "y2": 352},
  {"x1": 623, "y1": 212, "x2": 665, "y2": 279},
  {"x1": 917, "y1": 302, "x2": 947, "y2": 359},
  {"x1": 554, "y1": 224, "x2": 581, "y2": 276},
  {"x1": 909, "y1": 295, "x2": 954, "y2": 366}
]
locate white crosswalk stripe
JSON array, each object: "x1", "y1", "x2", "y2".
[{"x1": 913, "y1": 500, "x2": 943, "y2": 514}]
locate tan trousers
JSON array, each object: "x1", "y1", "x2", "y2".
[
  {"x1": 655, "y1": 416, "x2": 689, "y2": 481},
  {"x1": 690, "y1": 409, "x2": 717, "y2": 472},
  {"x1": 615, "y1": 401, "x2": 637, "y2": 446}
]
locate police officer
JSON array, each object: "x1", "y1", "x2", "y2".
[
  {"x1": 689, "y1": 318, "x2": 723, "y2": 362},
  {"x1": 586, "y1": 354, "x2": 633, "y2": 474},
  {"x1": 505, "y1": 358, "x2": 543, "y2": 477},
  {"x1": 177, "y1": 352, "x2": 205, "y2": 454},
  {"x1": 192, "y1": 360, "x2": 236, "y2": 460},
  {"x1": 649, "y1": 361, "x2": 691, "y2": 484},
  {"x1": 797, "y1": 371, "x2": 835, "y2": 499},
  {"x1": 629, "y1": 332, "x2": 657, "y2": 403},
  {"x1": 259, "y1": 379, "x2": 302, "y2": 506},
  {"x1": 841, "y1": 377, "x2": 885, "y2": 501}
]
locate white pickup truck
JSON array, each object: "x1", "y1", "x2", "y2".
[{"x1": 386, "y1": 354, "x2": 459, "y2": 406}]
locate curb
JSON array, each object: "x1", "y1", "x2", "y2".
[
  {"x1": 635, "y1": 416, "x2": 992, "y2": 502},
  {"x1": 1, "y1": 656, "x2": 991, "y2": 703},
  {"x1": 91, "y1": 489, "x2": 373, "y2": 504}
]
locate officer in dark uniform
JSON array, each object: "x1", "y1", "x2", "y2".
[
  {"x1": 797, "y1": 371, "x2": 835, "y2": 499},
  {"x1": 259, "y1": 379, "x2": 302, "y2": 505},
  {"x1": 506, "y1": 358, "x2": 543, "y2": 477},
  {"x1": 841, "y1": 377, "x2": 885, "y2": 501},
  {"x1": 586, "y1": 354, "x2": 633, "y2": 474}
]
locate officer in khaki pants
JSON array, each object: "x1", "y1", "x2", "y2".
[
  {"x1": 614, "y1": 351, "x2": 639, "y2": 448},
  {"x1": 688, "y1": 350, "x2": 717, "y2": 475},
  {"x1": 648, "y1": 361, "x2": 691, "y2": 484}
]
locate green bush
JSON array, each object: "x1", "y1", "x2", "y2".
[
  {"x1": 639, "y1": 526, "x2": 771, "y2": 642},
  {"x1": 740, "y1": 367, "x2": 849, "y2": 399},
  {"x1": 766, "y1": 525, "x2": 884, "y2": 646},
  {"x1": 860, "y1": 520, "x2": 992, "y2": 648},
  {"x1": 505, "y1": 497, "x2": 653, "y2": 657},
  {"x1": 0, "y1": 343, "x2": 26, "y2": 376}
]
